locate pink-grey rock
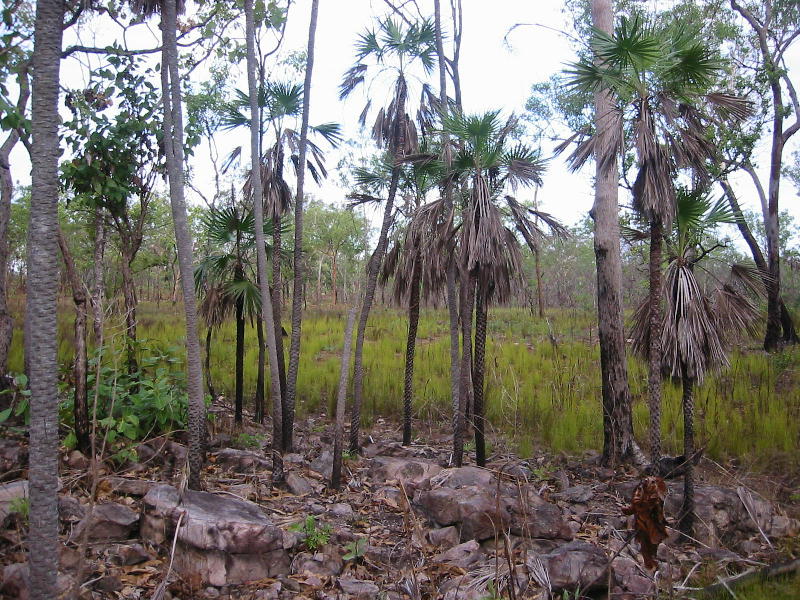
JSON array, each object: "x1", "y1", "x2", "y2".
[
  {"x1": 368, "y1": 457, "x2": 443, "y2": 491},
  {"x1": 432, "y1": 539, "x2": 482, "y2": 569},
  {"x1": 215, "y1": 448, "x2": 271, "y2": 472},
  {"x1": 286, "y1": 472, "x2": 314, "y2": 496},
  {"x1": 541, "y1": 540, "x2": 607, "y2": 592},
  {"x1": 75, "y1": 501, "x2": 139, "y2": 541},
  {"x1": 338, "y1": 577, "x2": 380, "y2": 598},
  {"x1": 428, "y1": 526, "x2": 460, "y2": 549},
  {"x1": 291, "y1": 545, "x2": 343, "y2": 577}
]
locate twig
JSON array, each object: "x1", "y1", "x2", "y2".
[{"x1": 150, "y1": 510, "x2": 185, "y2": 600}]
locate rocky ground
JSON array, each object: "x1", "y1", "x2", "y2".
[{"x1": 0, "y1": 415, "x2": 798, "y2": 599}]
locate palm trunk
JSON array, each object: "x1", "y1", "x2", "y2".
[
  {"x1": 272, "y1": 215, "x2": 288, "y2": 443},
  {"x1": 454, "y1": 271, "x2": 475, "y2": 467},
  {"x1": 350, "y1": 166, "x2": 401, "y2": 453},
  {"x1": 402, "y1": 252, "x2": 422, "y2": 446},
  {"x1": 245, "y1": 0, "x2": 284, "y2": 483},
  {"x1": 285, "y1": 0, "x2": 320, "y2": 453},
  {"x1": 234, "y1": 294, "x2": 245, "y2": 425},
  {"x1": 331, "y1": 307, "x2": 357, "y2": 490},
  {"x1": 434, "y1": 0, "x2": 462, "y2": 458},
  {"x1": 591, "y1": 0, "x2": 638, "y2": 467},
  {"x1": 57, "y1": 229, "x2": 91, "y2": 456},
  {"x1": 205, "y1": 326, "x2": 215, "y2": 399},
  {"x1": 255, "y1": 310, "x2": 266, "y2": 423},
  {"x1": 648, "y1": 219, "x2": 663, "y2": 462},
  {"x1": 161, "y1": 0, "x2": 207, "y2": 490},
  {"x1": 473, "y1": 280, "x2": 488, "y2": 466},
  {"x1": 0, "y1": 70, "x2": 28, "y2": 381},
  {"x1": 680, "y1": 368, "x2": 695, "y2": 537},
  {"x1": 27, "y1": 2, "x2": 64, "y2": 596}
]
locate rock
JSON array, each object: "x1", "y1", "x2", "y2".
[
  {"x1": 286, "y1": 472, "x2": 314, "y2": 496},
  {"x1": 113, "y1": 542, "x2": 151, "y2": 566},
  {"x1": 0, "y1": 563, "x2": 73, "y2": 600},
  {"x1": 204, "y1": 586, "x2": 220, "y2": 598},
  {"x1": 328, "y1": 503, "x2": 353, "y2": 518},
  {"x1": 254, "y1": 582, "x2": 281, "y2": 599},
  {"x1": 0, "y1": 479, "x2": 27, "y2": 523},
  {"x1": 74, "y1": 501, "x2": 139, "y2": 541},
  {"x1": 554, "y1": 485, "x2": 594, "y2": 503},
  {"x1": 553, "y1": 470, "x2": 571, "y2": 491},
  {"x1": 613, "y1": 556, "x2": 654, "y2": 596},
  {"x1": 368, "y1": 457, "x2": 443, "y2": 491},
  {"x1": 66, "y1": 450, "x2": 90, "y2": 470},
  {"x1": 439, "y1": 575, "x2": 488, "y2": 600},
  {"x1": 309, "y1": 450, "x2": 334, "y2": 478},
  {"x1": 0, "y1": 439, "x2": 26, "y2": 473},
  {"x1": 94, "y1": 575, "x2": 123, "y2": 594},
  {"x1": 338, "y1": 577, "x2": 380, "y2": 598},
  {"x1": 291, "y1": 545, "x2": 343, "y2": 577},
  {"x1": 428, "y1": 526, "x2": 460, "y2": 549},
  {"x1": 101, "y1": 476, "x2": 154, "y2": 497},
  {"x1": 540, "y1": 540, "x2": 607, "y2": 592},
  {"x1": 432, "y1": 540, "x2": 482, "y2": 569},
  {"x1": 141, "y1": 484, "x2": 289, "y2": 586},
  {"x1": 59, "y1": 546, "x2": 82, "y2": 571},
  {"x1": 215, "y1": 448, "x2": 271, "y2": 472},
  {"x1": 58, "y1": 495, "x2": 85, "y2": 522},
  {"x1": 430, "y1": 466, "x2": 495, "y2": 489},
  {"x1": 770, "y1": 514, "x2": 799, "y2": 538}
]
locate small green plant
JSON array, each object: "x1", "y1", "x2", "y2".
[
  {"x1": 342, "y1": 449, "x2": 358, "y2": 461},
  {"x1": 0, "y1": 374, "x2": 31, "y2": 424},
  {"x1": 289, "y1": 516, "x2": 332, "y2": 551},
  {"x1": 479, "y1": 581, "x2": 502, "y2": 600},
  {"x1": 342, "y1": 537, "x2": 366, "y2": 561},
  {"x1": 234, "y1": 433, "x2": 264, "y2": 449},
  {"x1": 9, "y1": 496, "x2": 29, "y2": 523}
]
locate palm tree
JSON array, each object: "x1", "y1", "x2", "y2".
[
  {"x1": 566, "y1": 15, "x2": 750, "y2": 462},
  {"x1": 27, "y1": 1, "x2": 65, "y2": 597},
  {"x1": 632, "y1": 189, "x2": 763, "y2": 536},
  {"x1": 340, "y1": 15, "x2": 436, "y2": 453},
  {"x1": 195, "y1": 205, "x2": 266, "y2": 425},
  {"x1": 438, "y1": 110, "x2": 561, "y2": 466}
]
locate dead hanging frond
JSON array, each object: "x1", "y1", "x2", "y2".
[
  {"x1": 710, "y1": 263, "x2": 765, "y2": 343},
  {"x1": 198, "y1": 283, "x2": 232, "y2": 329},
  {"x1": 705, "y1": 92, "x2": 753, "y2": 121},
  {"x1": 339, "y1": 63, "x2": 368, "y2": 100},
  {"x1": 505, "y1": 195, "x2": 569, "y2": 256},
  {"x1": 346, "y1": 193, "x2": 385, "y2": 208},
  {"x1": 379, "y1": 240, "x2": 402, "y2": 288}
]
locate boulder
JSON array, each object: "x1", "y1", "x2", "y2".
[
  {"x1": 286, "y1": 472, "x2": 314, "y2": 496},
  {"x1": 612, "y1": 556, "x2": 655, "y2": 597},
  {"x1": 291, "y1": 545, "x2": 343, "y2": 577},
  {"x1": 328, "y1": 502, "x2": 353, "y2": 518},
  {"x1": 338, "y1": 577, "x2": 380, "y2": 599},
  {"x1": 540, "y1": 540, "x2": 607, "y2": 592},
  {"x1": 74, "y1": 501, "x2": 139, "y2": 541},
  {"x1": 65, "y1": 450, "x2": 89, "y2": 470},
  {"x1": 430, "y1": 466, "x2": 495, "y2": 489},
  {"x1": 101, "y1": 476, "x2": 154, "y2": 497},
  {"x1": 58, "y1": 495, "x2": 85, "y2": 522},
  {"x1": 0, "y1": 439, "x2": 26, "y2": 473},
  {"x1": 141, "y1": 484, "x2": 289, "y2": 586},
  {"x1": 432, "y1": 540, "x2": 482, "y2": 569},
  {"x1": 428, "y1": 526, "x2": 460, "y2": 549},
  {"x1": 215, "y1": 448, "x2": 271, "y2": 472},
  {"x1": 112, "y1": 542, "x2": 152, "y2": 566},
  {"x1": 0, "y1": 563, "x2": 74, "y2": 600},
  {"x1": 553, "y1": 485, "x2": 594, "y2": 503},
  {"x1": 309, "y1": 450, "x2": 334, "y2": 478},
  {"x1": 368, "y1": 457, "x2": 443, "y2": 491}
]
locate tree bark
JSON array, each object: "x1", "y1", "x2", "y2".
[
  {"x1": 27, "y1": 1, "x2": 64, "y2": 596},
  {"x1": 245, "y1": 0, "x2": 284, "y2": 483},
  {"x1": 591, "y1": 0, "x2": 638, "y2": 467},
  {"x1": 472, "y1": 279, "x2": 488, "y2": 467},
  {"x1": 234, "y1": 290, "x2": 245, "y2": 425},
  {"x1": 648, "y1": 219, "x2": 663, "y2": 462},
  {"x1": 204, "y1": 326, "x2": 215, "y2": 400},
  {"x1": 285, "y1": 0, "x2": 320, "y2": 453},
  {"x1": 120, "y1": 250, "x2": 138, "y2": 377},
  {"x1": 331, "y1": 307, "x2": 357, "y2": 490},
  {"x1": 90, "y1": 207, "x2": 105, "y2": 348},
  {"x1": 272, "y1": 215, "x2": 288, "y2": 444},
  {"x1": 402, "y1": 252, "x2": 422, "y2": 446},
  {"x1": 57, "y1": 228, "x2": 90, "y2": 456},
  {"x1": 454, "y1": 270, "x2": 475, "y2": 467},
  {"x1": 161, "y1": 0, "x2": 207, "y2": 490},
  {"x1": 255, "y1": 311, "x2": 265, "y2": 423},
  {"x1": 680, "y1": 369, "x2": 695, "y2": 537}
]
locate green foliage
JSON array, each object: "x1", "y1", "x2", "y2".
[
  {"x1": 233, "y1": 433, "x2": 264, "y2": 449},
  {"x1": 289, "y1": 516, "x2": 332, "y2": 551},
  {"x1": 8, "y1": 496, "x2": 29, "y2": 524},
  {"x1": 0, "y1": 374, "x2": 30, "y2": 424},
  {"x1": 342, "y1": 537, "x2": 366, "y2": 561}
]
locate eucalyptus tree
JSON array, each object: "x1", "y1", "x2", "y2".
[
  {"x1": 340, "y1": 15, "x2": 437, "y2": 452},
  {"x1": 26, "y1": 0, "x2": 65, "y2": 596},
  {"x1": 632, "y1": 189, "x2": 763, "y2": 535},
  {"x1": 565, "y1": 14, "x2": 750, "y2": 462}
]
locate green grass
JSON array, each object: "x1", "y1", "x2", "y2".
[
  {"x1": 7, "y1": 302, "x2": 800, "y2": 469},
  {"x1": 698, "y1": 573, "x2": 800, "y2": 600}
]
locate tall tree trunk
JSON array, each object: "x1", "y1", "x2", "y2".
[
  {"x1": 591, "y1": 0, "x2": 639, "y2": 467},
  {"x1": 234, "y1": 293, "x2": 245, "y2": 425},
  {"x1": 402, "y1": 252, "x2": 422, "y2": 446},
  {"x1": 331, "y1": 307, "x2": 357, "y2": 490},
  {"x1": 648, "y1": 219, "x2": 663, "y2": 462},
  {"x1": 120, "y1": 251, "x2": 138, "y2": 377},
  {"x1": 680, "y1": 369, "x2": 695, "y2": 537},
  {"x1": 350, "y1": 166, "x2": 401, "y2": 453},
  {"x1": 205, "y1": 326, "x2": 215, "y2": 399},
  {"x1": 285, "y1": 0, "x2": 320, "y2": 453},
  {"x1": 332, "y1": 253, "x2": 338, "y2": 305},
  {"x1": 0, "y1": 69, "x2": 28, "y2": 382},
  {"x1": 245, "y1": 0, "x2": 284, "y2": 483},
  {"x1": 161, "y1": 0, "x2": 207, "y2": 490},
  {"x1": 255, "y1": 312, "x2": 266, "y2": 423},
  {"x1": 473, "y1": 279, "x2": 488, "y2": 467},
  {"x1": 434, "y1": 0, "x2": 462, "y2": 462},
  {"x1": 454, "y1": 271, "x2": 475, "y2": 466},
  {"x1": 272, "y1": 215, "x2": 288, "y2": 443},
  {"x1": 534, "y1": 246, "x2": 545, "y2": 318},
  {"x1": 57, "y1": 229, "x2": 90, "y2": 456},
  {"x1": 722, "y1": 181, "x2": 798, "y2": 343},
  {"x1": 27, "y1": 2, "x2": 64, "y2": 596}
]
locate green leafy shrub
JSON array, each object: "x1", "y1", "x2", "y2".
[{"x1": 289, "y1": 516, "x2": 332, "y2": 551}]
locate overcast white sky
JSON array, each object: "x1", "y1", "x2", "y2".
[{"x1": 8, "y1": 0, "x2": 800, "y2": 238}]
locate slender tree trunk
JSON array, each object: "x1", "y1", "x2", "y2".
[
  {"x1": 27, "y1": 2, "x2": 64, "y2": 596},
  {"x1": 57, "y1": 229, "x2": 90, "y2": 456},
  {"x1": 350, "y1": 166, "x2": 401, "y2": 453},
  {"x1": 120, "y1": 252, "x2": 138, "y2": 377},
  {"x1": 648, "y1": 219, "x2": 663, "y2": 462},
  {"x1": 434, "y1": 0, "x2": 462, "y2": 462},
  {"x1": 473, "y1": 279, "x2": 488, "y2": 467},
  {"x1": 591, "y1": 0, "x2": 639, "y2": 467},
  {"x1": 680, "y1": 369, "x2": 695, "y2": 537},
  {"x1": 255, "y1": 308, "x2": 266, "y2": 423},
  {"x1": 332, "y1": 253, "x2": 338, "y2": 305},
  {"x1": 272, "y1": 215, "x2": 288, "y2": 441},
  {"x1": 285, "y1": 0, "x2": 320, "y2": 453},
  {"x1": 331, "y1": 307, "x2": 357, "y2": 490},
  {"x1": 245, "y1": 0, "x2": 284, "y2": 483},
  {"x1": 161, "y1": 0, "x2": 207, "y2": 490},
  {"x1": 722, "y1": 181, "x2": 798, "y2": 343},
  {"x1": 205, "y1": 326, "x2": 215, "y2": 399},
  {"x1": 454, "y1": 271, "x2": 475, "y2": 466},
  {"x1": 234, "y1": 294, "x2": 245, "y2": 425},
  {"x1": 317, "y1": 256, "x2": 323, "y2": 305},
  {"x1": 534, "y1": 246, "x2": 545, "y2": 318},
  {"x1": 0, "y1": 70, "x2": 28, "y2": 381},
  {"x1": 402, "y1": 252, "x2": 422, "y2": 446}
]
